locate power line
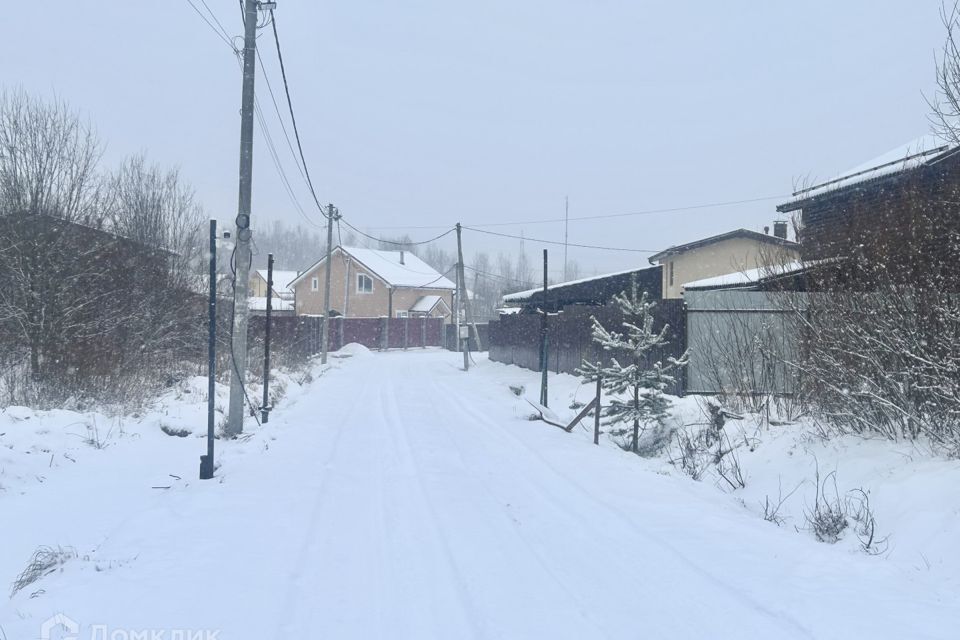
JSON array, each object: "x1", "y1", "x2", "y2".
[
  {"x1": 183, "y1": 0, "x2": 236, "y2": 50},
  {"x1": 358, "y1": 194, "x2": 791, "y2": 231},
  {"x1": 254, "y1": 98, "x2": 325, "y2": 230},
  {"x1": 468, "y1": 195, "x2": 790, "y2": 227},
  {"x1": 463, "y1": 264, "x2": 533, "y2": 286},
  {"x1": 257, "y1": 50, "x2": 310, "y2": 190},
  {"x1": 197, "y1": 0, "x2": 234, "y2": 44},
  {"x1": 267, "y1": 9, "x2": 328, "y2": 218},
  {"x1": 463, "y1": 226, "x2": 661, "y2": 254},
  {"x1": 339, "y1": 217, "x2": 456, "y2": 247},
  {"x1": 181, "y1": 0, "x2": 320, "y2": 231}
]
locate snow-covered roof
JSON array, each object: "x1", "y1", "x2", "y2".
[
  {"x1": 780, "y1": 134, "x2": 959, "y2": 210},
  {"x1": 680, "y1": 260, "x2": 833, "y2": 291},
  {"x1": 248, "y1": 296, "x2": 294, "y2": 312},
  {"x1": 254, "y1": 269, "x2": 298, "y2": 295},
  {"x1": 410, "y1": 294, "x2": 447, "y2": 313},
  {"x1": 647, "y1": 229, "x2": 797, "y2": 264},
  {"x1": 502, "y1": 267, "x2": 646, "y2": 303},
  {"x1": 292, "y1": 247, "x2": 456, "y2": 290}
]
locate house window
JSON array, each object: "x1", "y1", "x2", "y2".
[
  {"x1": 396, "y1": 310, "x2": 408, "y2": 318},
  {"x1": 357, "y1": 273, "x2": 373, "y2": 294},
  {"x1": 668, "y1": 261, "x2": 674, "y2": 287},
  {"x1": 311, "y1": 277, "x2": 319, "y2": 292}
]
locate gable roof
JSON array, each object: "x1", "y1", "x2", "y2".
[
  {"x1": 291, "y1": 246, "x2": 456, "y2": 290},
  {"x1": 778, "y1": 134, "x2": 960, "y2": 212},
  {"x1": 254, "y1": 269, "x2": 298, "y2": 295},
  {"x1": 647, "y1": 229, "x2": 798, "y2": 264},
  {"x1": 410, "y1": 294, "x2": 450, "y2": 314}
]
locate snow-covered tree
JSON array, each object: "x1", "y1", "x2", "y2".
[{"x1": 580, "y1": 277, "x2": 687, "y2": 453}]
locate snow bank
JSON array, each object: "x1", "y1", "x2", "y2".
[{"x1": 333, "y1": 342, "x2": 374, "y2": 358}]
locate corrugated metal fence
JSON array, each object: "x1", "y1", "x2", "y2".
[
  {"x1": 488, "y1": 292, "x2": 810, "y2": 396},
  {"x1": 248, "y1": 315, "x2": 445, "y2": 359},
  {"x1": 487, "y1": 300, "x2": 686, "y2": 396},
  {"x1": 684, "y1": 291, "x2": 806, "y2": 395}
]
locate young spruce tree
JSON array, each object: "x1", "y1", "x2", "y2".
[{"x1": 580, "y1": 277, "x2": 687, "y2": 453}]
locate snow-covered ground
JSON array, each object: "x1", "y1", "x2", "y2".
[{"x1": 1, "y1": 349, "x2": 958, "y2": 639}]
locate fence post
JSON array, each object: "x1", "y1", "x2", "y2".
[
  {"x1": 422, "y1": 317, "x2": 427, "y2": 348},
  {"x1": 404, "y1": 316, "x2": 409, "y2": 350},
  {"x1": 594, "y1": 368, "x2": 602, "y2": 445}
]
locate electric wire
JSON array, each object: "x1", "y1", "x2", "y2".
[
  {"x1": 268, "y1": 9, "x2": 329, "y2": 218},
  {"x1": 339, "y1": 217, "x2": 456, "y2": 247},
  {"x1": 463, "y1": 226, "x2": 661, "y2": 254},
  {"x1": 184, "y1": 0, "x2": 236, "y2": 50},
  {"x1": 197, "y1": 0, "x2": 235, "y2": 45},
  {"x1": 358, "y1": 194, "x2": 791, "y2": 232}
]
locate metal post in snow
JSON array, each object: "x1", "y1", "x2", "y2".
[
  {"x1": 540, "y1": 249, "x2": 549, "y2": 407},
  {"x1": 594, "y1": 368, "x2": 602, "y2": 446},
  {"x1": 261, "y1": 253, "x2": 273, "y2": 424},
  {"x1": 200, "y1": 219, "x2": 217, "y2": 480}
]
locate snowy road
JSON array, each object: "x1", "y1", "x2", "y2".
[{"x1": 2, "y1": 350, "x2": 957, "y2": 639}]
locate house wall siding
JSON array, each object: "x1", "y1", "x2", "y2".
[
  {"x1": 661, "y1": 237, "x2": 800, "y2": 298},
  {"x1": 293, "y1": 251, "x2": 453, "y2": 318},
  {"x1": 250, "y1": 273, "x2": 269, "y2": 297}
]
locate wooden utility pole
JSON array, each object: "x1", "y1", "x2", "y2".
[
  {"x1": 321, "y1": 204, "x2": 337, "y2": 364},
  {"x1": 226, "y1": 0, "x2": 261, "y2": 437},
  {"x1": 455, "y1": 224, "x2": 469, "y2": 370},
  {"x1": 540, "y1": 249, "x2": 549, "y2": 406}
]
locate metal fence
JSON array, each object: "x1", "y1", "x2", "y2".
[
  {"x1": 487, "y1": 300, "x2": 686, "y2": 396},
  {"x1": 684, "y1": 290, "x2": 807, "y2": 395},
  {"x1": 248, "y1": 315, "x2": 445, "y2": 360}
]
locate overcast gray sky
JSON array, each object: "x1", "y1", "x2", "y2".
[{"x1": 2, "y1": 1, "x2": 947, "y2": 275}]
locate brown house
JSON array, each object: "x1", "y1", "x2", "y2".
[
  {"x1": 777, "y1": 134, "x2": 960, "y2": 289},
  {"x1": 290, "y1": 246, "x2": 456, "y2": 319}
]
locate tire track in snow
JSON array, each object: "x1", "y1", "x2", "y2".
[
  {"x1": 413, "y1": 375, "x2": 619, "y2": 640},
  {"x1": 435, "y1": 377, "x2": 816, "y2": 639},
  {"x1": 271, "y1": 370, "x2": 378, "y2": 640},
  {"x1": 374, "y1": 369, "x2": 487, "y2": 639}
]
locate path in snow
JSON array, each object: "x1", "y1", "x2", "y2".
[{"x1": 2, "y1": 350, "x2": 957, "y2": 639}]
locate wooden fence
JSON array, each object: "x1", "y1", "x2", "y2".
[{"x1": 487, "y1": 300, "x2": 686, "y2": 395}]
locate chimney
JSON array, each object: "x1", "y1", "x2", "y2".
[
  {"x1": 399, "y1": 250, "x2": 405, "y2": 265},
  {"x1": 773, "y1": 220, "x2": 788, "y2": 240}
]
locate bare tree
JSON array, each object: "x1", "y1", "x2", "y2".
[
  {"x1": 930, "y1": 1, "x2": 960, "y2": 143},
  {"x1": 0, "y1": 92, "x2": 207, "y2": 407},
  {"x1": 109, "y1": 154, "x2": 204, "y2": 284},
  {"x1": 0, "y1": 88, "x2": 103, "y2": 223}
]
